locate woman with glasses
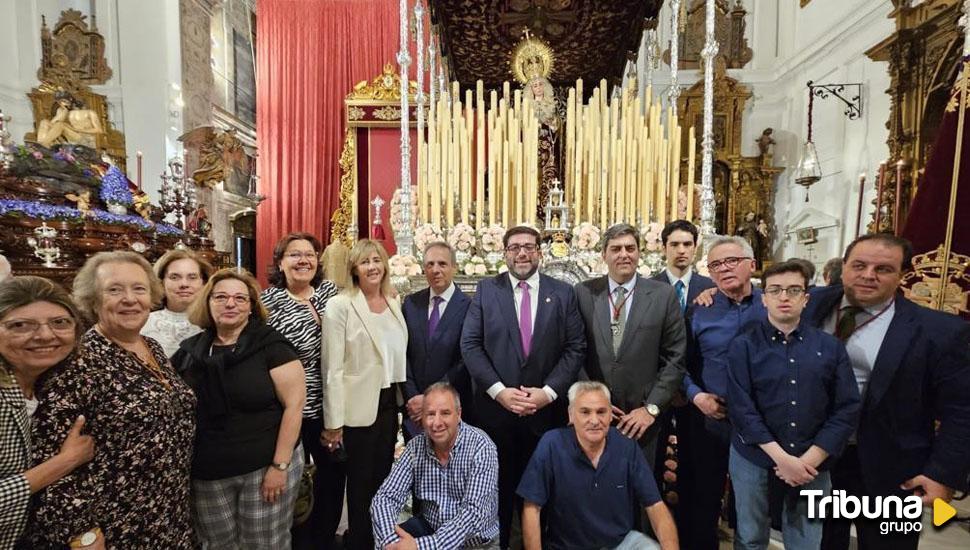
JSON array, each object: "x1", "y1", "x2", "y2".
[
  {"x1": 142, "y1": 249, "x2": 214, "y2": 357},
  {"x1": 173, "y1": 268, "x2": 306, "y2": 549},
  {"x1": 0, "y1": 276, "x2": 94, "y2": 548},
  {"x1": 260, "y1": 233, "x2": 340, "y2": 546},
  {"x1": 322, "y1": 239, "x2": 407, "y2": 549},
  {"x1": 24, "y1": 251, "x2": 196, "y2": 549}
]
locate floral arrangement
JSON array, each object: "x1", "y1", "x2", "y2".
[
  {"x1": 478, "y1": 224, "x2": 506, "y2": 253},
  {"x1": 413, "y1": 223, "x2": 443, "y2": 253},
  {"x1": 447, "y1": 223, "x2": 476, "y2": 253},
  {"x1": 571, "y1": 222, "x2": 601, "y2": 252},
  {"x1": 640, "y1": 222, "x2": 664, "y2": 252},
  {"x1": 388, "y1": 254, "x2": 422, "y2": 277},
  {"x1": 577, "y1": 253, "x2": 607, "y2": 276},
  {"x1": 389, "y1": 186, "x2": 417, "y2": 234},
  {"x1": 9, "y1": 144, "x2": 99, "y2": 185},
  {"x1": 99, "y1": 166, "x2": 133, "y2": 207},
  {"x1": 637, "y1": 256, "x2": 655, "y2": 278},
  {"x1": 0, "y1": 198, "x2": 179, "y2": 234},
  {"x1": 695, "y1": 258, "x2": 710, "y2": 277},
  {"x1": 463, "y1": 255, "x2": 488, "y2": 276}
]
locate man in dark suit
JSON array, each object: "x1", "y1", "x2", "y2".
[
  {"x1": 575, "y1": 223, "x2": 686, "y2": 466},
  {"x1": 809, "y1": 234, "x2": 970, "y2": 550},
  {"x1": 649, "y1": 220, "x2": 717, "y2": 525},
  {"x1": 650, "y1": 219, "x2": 716, "y2": 310},
  {"x1": 461, "y1": 225, "x2": 586, "y2": 549},
  {"x1": 401, "y1": 241, "x2": 474, "y2": 437}
]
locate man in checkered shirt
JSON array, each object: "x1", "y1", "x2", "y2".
[{"x1": 370, "y1": 382, "x2": 500, "y2": 549}]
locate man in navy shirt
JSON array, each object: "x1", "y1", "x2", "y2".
[
  {"x1": 727, "y1": 261, "x2": 860, "y2": 549},
  {"x1": 517, "y1": 381, "x2": 678, "y2": 550},
  {"x1": 678, "y1": 235, "x2": 766, "y2": 549}
]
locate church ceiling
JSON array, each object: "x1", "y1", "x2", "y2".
[{"x1": 429, "y1": 0, "x2": 663, "y2": 91}]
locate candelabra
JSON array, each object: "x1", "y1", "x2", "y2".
[
  {"x1": 27, "y1": 222, "x2": 61, "y2": 267},
  {"x1": 0, "y1": 109, "x2": 13, "y2": 171},
  {"x1": 159, "y1": 157, "x2": 197, "y2": 232},
  {"x1": 699, "y1": 0, "x2": 719, "y2": 238}
]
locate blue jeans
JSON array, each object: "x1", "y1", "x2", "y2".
[{"x1": 729, "y1": 446, "x2": 830, "y2": 550}]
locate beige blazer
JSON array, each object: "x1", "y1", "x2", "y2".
[{"x1": 321, "y1": 290, "x2": 407, "y2": 429}]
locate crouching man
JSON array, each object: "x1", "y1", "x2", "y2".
[
  {"x1": 517, "y1": 381, "x2": 679, "y2": 550},
  {"x1": 370, "y1": 382, "x2": 500, "y2": 549}
]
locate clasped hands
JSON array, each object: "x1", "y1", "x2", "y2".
[{"x1": 497, "y1": 387, "x2": 551, "y2": 416}]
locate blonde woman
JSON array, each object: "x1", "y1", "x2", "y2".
[{"x1": 321, "y1": 239, "x2": 407, "y2": 549}]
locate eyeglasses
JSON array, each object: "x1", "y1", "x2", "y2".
[
  {"x1": 707, "y1": 256, "x2": 751, "y2": 271},
  {"x1": 1, "y1": 317, "x2": 76, "y2": 336},
  {"x1": 210, "y1": 294, "x2": 251, "y2": 305},
  {"x1": 285, "y1": 252, "x2": 318, "y2": 261},
  {"x1": 505, "y1": 244, "x2": 539, "y2": 254},
  {"x1": 764, "y1": 286, "x2": 806, "y2": 297}
]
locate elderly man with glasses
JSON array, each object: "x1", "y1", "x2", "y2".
[{"x1": 676, "y1": 235, "x2": 768, "y2": 549}]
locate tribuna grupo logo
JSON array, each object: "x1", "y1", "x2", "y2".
[{"x1": 801, "y1": 490, "x2": 924, "y2": 535}]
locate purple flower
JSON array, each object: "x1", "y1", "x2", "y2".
[
  {"x1": 64, "y1": 153, "x2": 76, "y2": 163},
  {"x1": 99, "y1": 166, "x2": 134, "y2": 207},
  {"x1": 31, "y1": 151, "x2": 43, "y2": 159}
]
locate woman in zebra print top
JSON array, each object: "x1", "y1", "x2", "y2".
[{"x1": 261, "y1": 232, "x2": 340, "y2": 546}]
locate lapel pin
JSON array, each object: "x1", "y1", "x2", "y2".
[{"x1": 545, "y1": 297, "x2": 551, "y2": 303}]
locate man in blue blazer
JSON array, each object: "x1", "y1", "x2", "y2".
[
  {"x1": 461, "y1": 225, "x2": 586, "y2": 549},
  {"x1": 401, "y1": 242, "x2": 474, "y2": 436},
  {"x1": 806, "y1": 234, "x2": 970, "y2": 550}
]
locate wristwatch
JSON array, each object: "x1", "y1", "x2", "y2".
[
  {"x1": 271, "y1": 461, "x2": 290, "y2": 471},
  {"x1": 69, "y1": 528, "x2": 101, "y2": 548},
  {"x1": 645, "y1": 404, "x2": 660, "y2": 417}
]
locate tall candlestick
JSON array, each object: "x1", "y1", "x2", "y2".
[
  {"x1": 874, "y1": 161, "x2": 886, "y2": 232},
  {"x1": 855, "y1": 172, "x2": 866, "y2": 238},
  {"x1": 894, "y1": 160, "x2": 904, "y2": 235},
  {"x1": 136, "y1": 151, "x2": 143, "y2": 191}
]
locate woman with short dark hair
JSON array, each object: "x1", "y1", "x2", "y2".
[{"x1": 0, "y1": 276, "x2": 93, "y2": 548}]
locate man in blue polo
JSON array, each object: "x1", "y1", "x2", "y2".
[{"x1": 516, "y1": 381, "x2": 678, "y2": 550}]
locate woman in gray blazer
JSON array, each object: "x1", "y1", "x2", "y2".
[
  {"x1": 322, "y1": 239, "x2": 407, "y2": 550},
  {"x1": 0, "y1": 277, "x2": 93, "y2": 548}
]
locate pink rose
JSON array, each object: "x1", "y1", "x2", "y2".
[{"x1": 32, "y1": 151, "x2": 43, "y2": 159}]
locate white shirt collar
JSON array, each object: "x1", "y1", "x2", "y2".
[
  {"x1": 430, "y1": 282, "x2": 456, "y2": 303},
  {"x1": 512, "y1": 270, "x2": 541, "y2": 290},
  {"x1": 608, "y1": 276, "x2": 637, "y2": 294},
  {"x1": 665, "y1": 268, "x2": 693, "y2": 287},
  {"x1": 839, "y1": 294, "x2": 895, "y2": 315}
]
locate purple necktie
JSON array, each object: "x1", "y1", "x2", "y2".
[
  {"x1": 428, "y1": 295, "x2": 444, "y2": 337},
  {"x1": 518, "y1": 281, "x2": 532, "y2": 356}
]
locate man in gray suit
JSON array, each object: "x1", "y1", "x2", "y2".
[{"x1": 574, "y1": 223, "x2": 687, "y2": 465}]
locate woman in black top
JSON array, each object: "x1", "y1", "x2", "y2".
[
  {"x1": 174, "y1": 268, "x2": 306, "y2": 549},
  {"x1": 260, "y1": 232, "x2": 340, "y2": 545}
]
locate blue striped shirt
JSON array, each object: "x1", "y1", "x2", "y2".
[{"x1": 370, "y1": 422, "x2": 500, "y2": 549}]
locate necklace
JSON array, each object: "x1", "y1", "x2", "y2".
[
  {"x1": 286, "y1": 287, "x2": 313, "y2": 302},
  {"x1": 97, "y1": 325, "x2": 171, "y2": 388}
]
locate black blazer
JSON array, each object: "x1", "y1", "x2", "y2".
[
  {"x1": 401, "y1": 286, "x2": 472, "y2": 404},
  {"x1": 804, "y1": 285, "x2": 970, "y2": 495},
  {"x1": 650, "y1": 269, "x2": 716, "y2": 311},
  {"x1": 461, "y1": 272, "x2": 586, "y2": 434}
]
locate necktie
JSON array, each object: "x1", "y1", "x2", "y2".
[
  {"x1": 518, "y1": 281, "x2": 532, "y2": 356},
  {"x1": 674, "y1": 280, "x2": 687, "y2": 312},
  {"x1": 428, "y1": 295, "x2": 443, "y2": 337},
  {"x1": 612, "y1": 286, "x2": 628, "y2": 353},
  {"x1": 836, "y1": 305, "x2": 864, "y2": 341}
]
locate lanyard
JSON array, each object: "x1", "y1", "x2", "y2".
[
  {"x1": 608, "y1": 287, "x2": 634, "y2": 323},
  {"x1": 836, "y1": 300, "x2": 893, "y2": 336}
]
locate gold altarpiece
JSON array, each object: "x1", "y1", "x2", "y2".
[
  {"x1": 865, "y1": 0, "x2": 965, "y2": 232},
  {"x1": 677, "y1": 60, "x2": 784, "y2": 263}
]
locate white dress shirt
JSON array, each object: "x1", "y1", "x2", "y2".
[
  {"x1": 823, "y1": 296, "x2": 895, "y2": 397},
  {"x1": 427, "y1": 282, "x2": 457, "y2": 319},
  {"x1": 607, "y1": 276, "x2": 637, "y2": 320},
  {"x1": 665, "y1": 267, "x2": 694, "y2": 293}
]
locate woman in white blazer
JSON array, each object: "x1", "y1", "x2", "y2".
[{"x1": 321, "y1": 239, "x2": 407, "y2": 550}]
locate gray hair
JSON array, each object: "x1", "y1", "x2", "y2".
[
  {"x1": 705, "y1": 235, "x2": 754, "y2": 259},
  {"x1": 567, "y1": 381, "x2": 611, "y2": 407},
  {"x1": 601, "y1": 223, "x2": 640, "y2": 250},
  {"x1": 423, "y1": 241, "x2": 457, "y2": 266},
  {"x1": 73, "y1": 251, "x2": 163, "y2": 323},
  {"x1": 424, "y1": 381, "x2": 461, "y2": 410}
]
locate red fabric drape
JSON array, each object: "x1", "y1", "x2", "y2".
[{"x1": 256, "y1": 0, "x2": 401, "y2": 284}]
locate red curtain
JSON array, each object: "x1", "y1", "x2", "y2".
[{"x1": 256, "y1": 0, "x2": 401, "y2": 284}]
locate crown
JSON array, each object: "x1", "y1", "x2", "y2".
[{"x1": 510, "y1": 29, "x2": 555, "y2": 85}]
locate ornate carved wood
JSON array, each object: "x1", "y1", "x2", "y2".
[
  {"x1": 38, "y1": 10, "x2": 113, "y2": 85},
  {"x1": 865, "y1": 0, "x2": 965, "y2": 232},
  {"x1": 663, "y1": 0, "x2": 752, "y2": 70}
]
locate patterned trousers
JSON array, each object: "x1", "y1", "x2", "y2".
[{"x1": 192, "y1": 445, "x2": 305, "y2": 549}]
